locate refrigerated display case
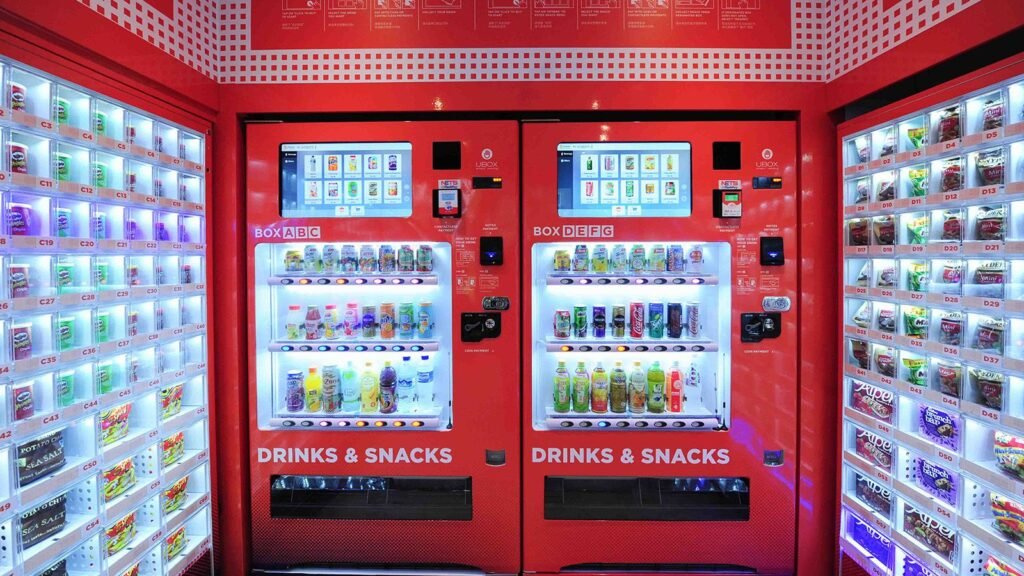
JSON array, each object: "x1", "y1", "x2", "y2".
[
  {"x1": 522, "y1": 121, "x2": 799, "y2": 574},
  {"x1": 245, "y1": 122, "x2": 520, "y2": 573},
  {"x1": 838, "y1": 61, "x2": 1024, "y2": 576},
  {"x1": 0, "y1": 56, "x2": 213, "y2": 576}
]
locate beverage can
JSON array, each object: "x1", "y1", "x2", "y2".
[
  {"x1": 55, "y1": 208, "x2": 73, "y2": 238},
  {"x1": 572, "y1": 245, "x2": 589, "y2": 272},
  {"x1": 10, "y1": 82, "x2": 26, "y2": 111},
  {"x1": 415, "y1": 245, "x2": 433, "y2": 273},
  {"x1": 127, "y1": 265, "x2": 139, "y2": 286},
  {"x1": 154, "y1": 135, "x2": 164, "y2": 153},
  {"x1": 96, "y1": 361, "x2": 114, "y2": 394},
  {"x1": 155, "y1": 306, "x2": 165, "y2": 331},
  {"x1": 322, "y1": 365, "x2": 341, "y2": 414},
  {"x1": 379, "y1": 303, "x2": 395, "y2": 339},
  {"x1": 629, "y1": 245, "x2": 646, "y2": 272},
  {"x1": 689, "y1": 245, "x2": 704, "y2": 273},
  {"x1": 397, "y1": 245, "x2": 415, "y2": 272},
  {"x1": 591, "y1": 245, "x2": 608, "y2": 273},
  {"x1": 14, "y1": 385, "x2": 34, "y2": 421},
  {"x1": 361, "y1": 305, "x2": 377, "y2": 338},
  {"x1": 322, "y1": 245, "x2": 339, "y2": 274},
  {"x1": 359, "y1": 245, "x2": 377, "y2": 273},
  {"x1": 341, "y1": 245, "x2": 359, "y2": 272},
  {"x1": 552, "y1": 249, "x2": 571, "y2": 272},
  {"x1": 611, "y1": 245, "x2": 628, "y2": 273},
  {"x1": 668, "y1": 245, "x2": 685, "y2": 272},
  {"x1": 182, "y1": 264, "x2": 193, "y2": 284},
  {"x1": 11, "y1": 323, "x2": 33, "y2": 361},
  {"x1": 8, "y1": 142, "x2": 28, "y2": 175},
  {"x1": 303, "y1": 245, "x2": 321, "y2": 274},
  {"x1": 57, "y1": 372, "x2": 75, "y2": 407},
  {"x1": 125, "y1": 124, "x2": 136, "y2": 144},
  {"x1": 92, "y1": 213, "x2": 108, "y2": 239},
  {"x1": 379, "y1": 245, "x2": 396, "y2": 273},
  {"x1": 95, "y1": 261, "x2": 110, "y2": 287},
  {"x1": 285, "y1": 370, "x2": 304, "y2": 412},
  {"x1": 56, "y1": 263, "x2": 74, "y2": 293},
  {"x1": 92, "y1": 162, "x2": 109, "y2": 188},
  {"x1": 155, "y1": 222, "x2": 170, "y2": 242},
  {"x1": 553, "y1": 310, "x2": 571, "y2": 340},
  {"x1": 398, "y1": 303, "x2": 415, "y2": 339},
  {"x1": 648, "y1": 244, "x2": 666, "y2": 272},
  {"x1": 648, "y1": 303, "x2": 665, "y2": 338},
  {"x1": 58, "y1": 317, "x2": 75, "y2": 351},
  {"x1": 285, "y1": 250, "x2": 303, "y2": 273},
  {"x1": 54, "y1": 153, "x2": 72, "y2": 182},
  {"x1": 127, "y1": 311, "x2": 138, "y2": 337},
  {"x1": 612, "y1": 305, "x2": 626, "y2": 338},
  {"x1": 93, "y1": 111, "x2": 108, "y2": 136},
  {"x1": 417, "y1": 302, "x2": 433, "y2": 339},
  {"x1": 126, "y1": 171, "x2": 137, "y2": 193},
  {"x1": 125, "y1": 218, "x2": 139, "y2": 241},
  {"x1": 686, "y1": 302, "x2": 701, "y2": 339},
  {"x1": 592, "y1": 306, "x2": 606, "y2": 338},
  {"x1": 629, "y1": 302, "x2": 644, "y2": 339},
  {"x1": 94, "y1": 312, "x2": 110, "y2": 343},
  {"x1": 667, "y1": 303, "x2": 683, "y2": 339},
  {"x1": 153, "y1": 178, "x2": 164, "y2": 198},
  {"x1": 573, "y1": 305, "x2": 588, "y2": 338},
  {"x1": 9, "y1": 265, "x2": 30, "y2": 298}
]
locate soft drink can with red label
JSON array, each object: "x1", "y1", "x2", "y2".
[
  {"x1": 686, "y1": 302, "x2": 701, "y2": 339},
  {"x1": 612, "y1": 305, "x2": 626, "y2": 338},
  {"x1": 629, "y1": 302, "x2": 644, "y2": 339},
  {"x1": 553, "y1": 310, "x2": 571, "y2": 339}
]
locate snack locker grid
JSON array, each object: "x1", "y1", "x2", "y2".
[
  {"x1": 839, "y1": 73, "x2": 1024, "y2": 576},
  {"x1": 0, "y1": 57, "x2": 212, "y2": 576}
]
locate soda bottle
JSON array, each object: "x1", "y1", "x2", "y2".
[
  {"x1": 610, "y1": 362, "x2": 627, "y2": 413},
  {"x1": 553, "y1": 361, "x2": 571, "y2": 414},
  {"x1": 646, "y1": 361, "x2": 665, "y2": 413},
  {"x1": 379, "y1": 362, "x2": 397, "y2": 414},
  {"x1": 341, "y1": 362, "x2": 360, "y2": 412},
  {"x1": 397, "y1": 356, "x2": 415, "y2": 408},
  {"x1": 359, "y1": 362, "x2": 378, "y2": 413},
  {"x1": 323, "y1": 304, "x2": 340, "y2": 340},
  {"x1": 628, "y1": 362, "x2": 646, "y2": 414},
  {"x1": 416, "y1": 355, "x2": 434, "y2": 411},
  {"x1": 304, "y1": 305, "x2": 323, "y2": 340},
  {"x1": 591, "y1": 362, "x2": 609, "y2": 413},
  {"x1": 668, "y1": 361, "x2": 683, "y2": 413},
  {"x1": 572, "y1": 361, "x2": 591, "y2": 413},
  {"x1": 304, "y1": 367, "x2": 323, "y2": 412}
]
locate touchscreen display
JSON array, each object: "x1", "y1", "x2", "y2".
[
  {"x1": 556, "y1": 142, "x2": 691, "y2": 218},
  {"x1": 280, "y1": 142, "x2": 412, "y2": 218}
]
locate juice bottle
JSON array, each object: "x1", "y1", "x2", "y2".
[
  {"x1": 591, "y1": 362, "x2": 609, "y2": 413},
  {"x1": 304, "y1": 305, "x2": 323, "y2": 340},
  {"x1": 572, "y1": 361, "x2": 590, "y2": 413},
  {"x1": 628, "y1": 362, "x2": 646, "y2": 414},
  {"x1": 667, "y1": 361, "x2": 683, "y2": 413},
  {"x1": 609, "y1": 362, "x2": 627, "y2": 413},
  {"x1": 553, "y1": 361, "x2": 570, "y2": 414},
  {"x1": 646, "y1": 361, "x2": 665, "y2": 413},
  {"x1": 304, "y1": 367, "x2": 323, "y2": 412},
  {"x1": 379, "y1": 361, "x2": 397, "y2": 414},
  {"x1": 341, "y1": 362, "x2": 359, "y2": 412},
  {"x1": 360, "y1": 362, "x2": 378, "y2": 413},
  {"x1": 284, "y1": 305, "x2": 303, "y2": 340},
  {"x1": 323, "y1": 305, "x2": 340, "y2": 340}
]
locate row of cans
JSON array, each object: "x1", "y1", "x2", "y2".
[
  {"x1": 285, "y1": 244, "x2": 433, "y2": 275},
  {"x1": 553, "y1": 302, "x2": 701, "y2": 340},
  {"x1": 553, "y1": 244, "x2": 703, "y2": 274}
]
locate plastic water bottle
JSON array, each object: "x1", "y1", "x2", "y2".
[
  {"x1": 416, "y1": 355, "x2": 434, "y2": 411},
  {"x1": 341, "y1": 361, "x2": 359, "y2": 412},
  {"x1": 397, "y1": 356, "x2": 415, "y2": 410}
]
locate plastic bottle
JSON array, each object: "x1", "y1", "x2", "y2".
[
  {"x1": 628, "y1": 361, "x2": 646, "y2": 414},
  {"x1": 397, "y1": 356, "x2": 415, "y2": 409},
  {"x1": 572, "y1": 361, "x2": 591, "y2": 413},
  {"x1": 304, "y1": 305, "x2": 323, "y2": 340},
  {"x1": 324, "y1": 304, "x2": 340, "y2": 340},
  {"x1": 646, "y1": 361, "x2": 665, "y2": 413},
  {"x1": 591, "y1": 362, "x2": 609, "y2": 413},
  {"x1": 304, "y1": 367, "x2": 323, "y2": 412},
  {"x1": 341, "y1": 362, "x2": 359, "y2": 412},
  {"x1": 685, "y1": 362, "x2": 702, "y2": 407},
  {"x1": 416, "y1": 355, "x2": 434, "y2": 411},
  {"x1": 609, "y1": 362, "x2": 627, "y2": 413},
  {"x1": 553, "y1": 360, "x2": 570, "y2": 414},
  {"x1": 379, "y1": 361, "x2": 397, "y2": 414},
  {"x1": 285, "y1": 305, "x2": 303, "y2": 340},
  {"x1": 359, "y1": 362, "x2": 378, "y2": 413},
  {"x1": 668, "y1": 361, "x2": 683, "y2": 413}
]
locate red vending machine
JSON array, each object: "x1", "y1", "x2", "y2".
[
  {"x1": 244, "y1": 121, "x2": 520, "y2": 574},
  {"x1": 521, "y1": 121, "x2": 799, "y2": 575}
]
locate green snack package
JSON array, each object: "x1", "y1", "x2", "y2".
[
  {"x1": 907, "y1": 127, "x2": 926, "y2": 149},
  {"x1": 907, "y1": 215, "x2": 929, "y2": 244},
  {"x1": 902, "y1": 357, "x2": 927, "y2": 387},
  {"x1": 903, "y1": 307, "x2": 929, "y2": 338},
  {"x1": 908, "y1": 167, "x2": 929, "y2": 196},
  {"x1": 907, "y1": 263, "x2": 929, "y2": 292}
]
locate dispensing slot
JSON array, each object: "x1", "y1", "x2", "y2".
[{"x1": 270, "y1": 475, "x2": 472, "y2": 520}]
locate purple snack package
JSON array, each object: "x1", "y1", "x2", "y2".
[
  {"x1": 8, "y1": 203, "x2": 33, "y2": 236},
  {"x1": 903, "y1": 555, "x2": 935, "y2": 576},
  {"x1": 11, "y1": 324, "x2": 33, "y2": 361},
  {"x1": 126, "y1": 219, "x2": 140, "y2": 241},
  {"x1": 915, "y1": 457, "x2": 958, "y2": 507},
  {"x1": 849, "y1": 513, "x2": 893, "y2": 566},
  {"x1": 919, "y1": 405, "x2": 960, "y2": 451},
  {"x1": 155, "y1": 222, "x2": 170, "y2": 242}
]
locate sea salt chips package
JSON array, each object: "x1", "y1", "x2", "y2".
[
  {"x1": 103, "y1": 457, "x2": 137, "y2": 502},
  {"x1": 855, "y1": 472, "x2": 892, "y2": 515},
  {"x1": 39, "y1": 559, "x2": 67, "y2": 576},
  {"x1": 876, "y1": 265, "x2": 896, "y2": 288},
  {"x1": 876, "y1": 177, "x2": 896, "y2": 202},
  {"x1": 902, "y1": 503, "x2": 956, "y2": 560},
  {"x1": 17, "y1": 430, "x2": 66, "y2": 486},
  {"x1": 919, "y1": 405, "x2": 960, "y2": 451},
  {"x1": 163, "y1": 476, "x2": 189, "y2": 514},
  {"x1": 105, "y1": 511, "x2": 137, "y2": 556},
  {"x1": 876, "y1": 308, "x2": 897, "y2": 333},
  {"x1": 851, "y1": 301, "x2": 872, "y2": 329},
  {"x1": 162, "y1": 431, "x2": 185, "y2": 466},
  {"x1": 914, "y1": 457, "x2": 958, "y2": 507},
  {"x1": 992, "y1": 494, "x2": 1024, "y2": 544},
  {"x1": 855, "y1": 427, "x2": 893, "y2": 471},
  {"x1": 853, "y1": 135, "x2": 870, "y2": 163},
  {"x1": 165, "y1": 526, "x2": 188, "y2": 561},
  {"x1": 850, "y1": 380, "x2": 894, "y2": 423},
  {"x1": 20, "y1": 494, "x2": 67, "y2": 549},
  {"x1": 996, "y1": 432, "x2": 1024, "y2": 481},
  {"x1": 100, "y1": 403, "x2": 132, "y2": 446},
  {"x1": 852, "y1": 178, "x2": 870, "y2": 204}
]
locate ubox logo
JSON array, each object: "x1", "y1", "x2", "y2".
[
  {"x1": 533, "y1": 225, "x2": 615, "y2": 238},
  {"x1": 253, "y1": 226, "x2": 322, "y2": 239}
]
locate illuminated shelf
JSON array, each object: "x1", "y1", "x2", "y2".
[
  {"x1": 268, "y1": 274, "x2": 438, "y2": 286},
  {"x1": 546, "y1": 273, "x2": 718, "y2": 286},
  {"x1": 270, "y1": 407, "x2": 444, "y2": 431},
  {"x1": 544, "y1": 407, "x2": 722, "y2": 430},
  {"x1": 544, "y1": 338, "x2": 718, "y2": 352},
  {"x1": 269, "y1": 340, "x2": 440, "y2": 353}
]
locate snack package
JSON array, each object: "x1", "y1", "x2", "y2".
[
  {"x1": 39, "y1": 559, "x2": 67, "y2": 576},
  {"x1": 851, "y1": 340, "x2": 870, "y2": 369},
  {"x1": 876, "y1": 178, "x2": 896, "y2": 202},
  {"x1": 876, "y1": 308, "x2": 896, "y2": 333},
  {"x1": 854, "y1": 136, "x2": 870, "y2": 163},
  {"x1": 873, "y1": 215, "x2": 895, "y2": 245},
  {"x1": 849, "y1": 514, "x2": 893, "y2": 566},
  {"x1": 851, "y1": 301, "x2": 872, "y2": 328},
  {"x1": 855, "y1": 428, "x2": 893, "y2": 470},
  {"x1": 936, "y1": 362, "x2": 962, "y2": 397},
  {"x1": 17, "y1": 430, "x2": 66, "y2": 486},
  {"x1": 996, "y1": 432, "x2": 1024, "y2": 481},
  {"x1": 876, "y1": 265, "x2": 896, "y2": 288},
  {"x1": 103, "y1": 457, "x2": 138, "y2": 502},
  {"x1": 20, "y1": 494, "x2": 67, "y2": 549},
  {"x1": 855, "y1": 473, "x2": 892, "y2": 515},
  {"x1": 902, "y1": 357, "x2": 927, "y2": 387},
  {"x1": 976, "y1": 206, "x2": 1006, "y2": 240},
  {"x1": 903, "y1": 557, "x2": 934, "y2": 576},
  {"x1": 903, "y1": 307, "x2": 929, "y2": 338},
  {"x1": 906, "y1": 127, "x2": 927, "y2": 149},
  {"x1": 848, "y1": 218, "x2": 870, "y2": 246},
  {"x1": 856, "y1": 262, "x2": 870, "y2": 287},
  {"x1": 874, "y1": 346, "x2": 897, "y2": 377},
  {"x1": 985, "y1": 556, "x2": 1024, "y2": 576},
  {"x1": 120, "y1": 564, "x2": 141, "y2": 576},
  {"x1": 14, "y1": 384, "x2": 34, "y2": 421},
  {"x1": 941, "y1": 209, "x2": 962, "y2": 240},
  {"x1": 851, "y1": 381, "x2": 894, "y2": 422},
  {"x1": 971, "y1": 368, "x2": 1005, "y2": 410},
  {"x1": 937, "y1": 106, "x2": 961, "y2": 142},
  {"x1": 915, "y1": 457, "x2": 958, "y2": 507},
  {"x1": 992, "y1": 494, "x2": 1024, "y2": 544},
  {"x1": 162, "y1": 431, "x2": 185, "y2": 466},
  {"x1": 919, "y1": 405, "x2": 960, "y2": 450},
  {"x1": 908, "y1": 263, "x2": 929, "y2": 292},
  {"x1": 939, "y1": 312, "x2": 963, "y2": 346},
  {"x1": 853, "y1": 179, "x2": 869, "y2": 204},
  {"x1": 163, "y1": 476, "x2": 189, "y2": 514},
  {"x1": 974, "y1": 318, "x2": 1005, "y2": 354},
  {"x1": 977, "y1": 149, "x2": 1005, "y2": 186},
  {"x1": 903, "y1": 504, "x2": 956, "y2": 560},
  {"x1": 165, "y1": 526, "x2": 188, "y2": 561},
  {"x1": 908, "y1": 167, "x2": 929, "y2": 196},
  {"x1": 105, "y1": 511, "x2": 138, "y2": 556},
  {"x1": 983, "y1": 99, "x2": 1005, "y2": 130},
  {"x1": 973, "y1": 261, "x2": 1005, "y2": 297},
  {"x1": 880, "y1": 129, "x2": 896, "y2": 157},
  {"x1": 939, "y1": 159, "x2": 963, "y2": 193},
  {"x1": 939, "y1": 261, "x2": 963, "y2": 290},
  {"x1": 907, "y1": 215, "x2": 929, "y2": 244},
  {"x1": 100, "y1": 404, "x2": 132, "y2": 446},
  {"x1": 161, "y1": 383, "x2": 184, "y2": 420}
]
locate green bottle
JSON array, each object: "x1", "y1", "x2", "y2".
[
  {"x1": 572, "y1": 362, "x2": 591, "y2": 413},
  {"x1": 647, "y1": 361, "x2": 665, "y2": 413},
  {"x1": 553, "y1": 361, "x2": 571, "y2": 414}
]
